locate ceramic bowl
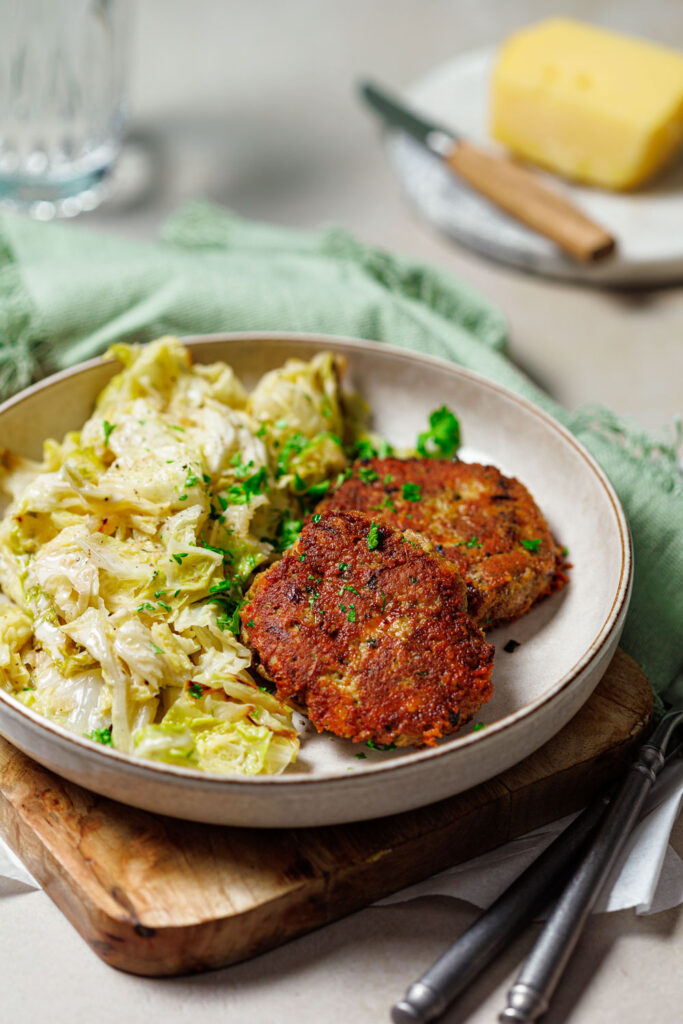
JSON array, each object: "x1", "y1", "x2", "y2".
[{"x1": 0, "y1": 333, "x2": 632, "y2": 826}]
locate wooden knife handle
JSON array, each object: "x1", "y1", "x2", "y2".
[{"x1": 446, "y1": 141, "x2": 615, "y2": 263}]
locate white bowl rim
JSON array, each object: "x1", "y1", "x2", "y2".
[{"x1": 0, "y1": 331, "x2": 633, "y2": 791}]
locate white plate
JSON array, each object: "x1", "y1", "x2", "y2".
[
  {"x1": 0, "y1": 333, "x2": 632, "y2": 826},
  {"x1": 386, "y1": 47, "x2": 683, "y2": 285}
]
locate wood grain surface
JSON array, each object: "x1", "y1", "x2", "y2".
[
  {"x1": 0, "y1": 649, "x2": 652, "y2": 977},
  {"x1": 447, "y1": 141, "x2": 616, "y2": 262}
]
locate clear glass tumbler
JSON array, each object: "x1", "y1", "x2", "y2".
[{"x1": 0, "y1": 0, "x2": 131, "y2": 218}]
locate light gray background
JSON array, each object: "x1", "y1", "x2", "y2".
[
  {"x1": 91, "y1": 0, "x2": 683, "y2": 434},
  {"x1": 3, "y1": 2, "x2": 682, "y2": 1022}
]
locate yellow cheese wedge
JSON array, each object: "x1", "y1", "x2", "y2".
[{"x1": 491, "y1": 19, "x2": 683, "y2": 190}]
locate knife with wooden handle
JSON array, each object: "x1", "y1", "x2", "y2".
[{"x1": 360, "y1": 81, "x2": 616, "y2": 263}]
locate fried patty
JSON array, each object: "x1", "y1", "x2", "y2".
[
  {"x1": 241, "y1": 509, "x2": 494, "y2": 747},
  {"x1": 319, "y1": 458, "x2": 566, "y2": 629}
]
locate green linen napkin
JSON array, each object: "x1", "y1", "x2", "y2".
[{"x1": 0, "y1": 201, "x2": 680, "y2": 702}]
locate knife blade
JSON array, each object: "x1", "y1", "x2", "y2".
[
  {"x1": 360, "y1": 82, "x2": 457, "y2": 158},
  {"x1": 359, "y1": 80, "x2": 616, "y2": 263}
]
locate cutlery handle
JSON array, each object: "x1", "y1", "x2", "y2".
[
  {"x1": 390, "y1": 793, "x2": 611, "y2": 1024},
  {"x1": 499, "y1": 743, "x2": 669, "y2": 1023},
  {"x1": 446, "y1": 142, "x2": 615, "y2": 263}
]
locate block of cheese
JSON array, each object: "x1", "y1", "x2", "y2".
[{"x1": 491, "y1": 19, "x2": 683, "y2": 190}]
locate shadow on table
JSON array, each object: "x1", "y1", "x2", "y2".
[
  {"x1": 153, "y1": 893, "x2": 677, "y2": 1023},
  {"x1": 441, "y1": 902, "x2": 679, "y2": 1024}
]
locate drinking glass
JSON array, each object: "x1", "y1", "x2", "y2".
[{"x1": 0, "y1": 0, "x2": 131, "y2": 218}]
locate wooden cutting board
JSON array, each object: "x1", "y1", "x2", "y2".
[{"x1": 0, "y1": 648, "x2": 651, "y2": 978}]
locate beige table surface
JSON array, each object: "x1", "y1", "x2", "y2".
[{"x1": 2, "y1": 2, "x2": 682, "y2": 1022}]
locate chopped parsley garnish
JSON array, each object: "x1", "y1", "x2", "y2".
[
  {"x1": 308, "y1": 593, "x2": 319, "y2": 610},
  {"x1": 402, "y1": 482, "x2": 421, "y2": 502},
  {"x1": 383, "y1": 474, "x2": 394, "y2": 484},
  {"x1": 456, "y1": 536, "x2": 482, "y2": 549},
  {"x1": 178, "y1": 494, "x2": 188, "y2": 501},
  {"x1": 276, "y1": 517, "x2": 303, "y2": 552},
  {"x1": 367, "y1": 739, "x2": 397, "y2": 751},
  {"x1": 89, "y1": 727, "x2": 112, "y2": 745},
  {"x1": 169, "y1": 424, "x2": 185, "y2": 432},
  {"x1": 184, "y1": 469, "x2": 200, "y2": 487},
  {"x1": 188, "y1": 683, "x2": 204, "y2": 699},
  {"x1": 202, "y1": 473, "x2": 212, "y2": 484},
  {"x1": 371, "y1": 497, "x2": 397, "y2": 513},
  {"x1": 347, "y1": 604, "x2": 357, "y2": 623},
  {"x1": 136, "y1": 602, "x2": 155, "y2": 613},
  {"x1": 521, "y1": 538, "x2": 541, "y2": 552},
  {"x1": 230, "y1": 452, "x2": 253, "y2": 471},
  {"x1": 220, "y1": 466, "x2": 269, "y2": 506},
  {"x1": 562, "y1": 546, "x2": 569, "y2": 558},
  {"x1": 335, "y1": 467, "x2": 353, "y2": 487},
  {"x1": 417, "y1": 406, "x2": 460, "y2": 458},
  {"x1": 171, "y1": 552, "x2": 188, "y2": 565},
  {"x1": 306, "y1": 480, "x2": 329, "y2": 500},
  {"x1": 151, "y1": 643, "x2": 163, "y2": 656},
  {"x1": 355, "y1": 753, "x2": 367, "y2": 760},
  {"x1": 157, "y1": 599, "x2": 172, "y2": 612},
  {"x1": 367, "y1": 521, "x2": 380, "y2": 550},
  {"x1": 380, "y1": 589, "x2": 386, "y2": 612},
  {"x1": 298, "y1": 552, "x2": 307, "y2": 562},
  {"x1": 351, "y1": 438, "x2": 393, "y2": 461},
  {"x1": 199, "y1": 539, "x2": 233, "y2": 562},
  {"x1": 343, "y1": 585, "x2": 360, "y2": 595},
  {"x1": 246, "y1": 619, "x2": 255, "y2": 628},
  {"x1": 312, "y1": 513, "x2": 322, "y2": 524},
  {"x1": 358, "y1": 466, "x2": 379, "y2": 484},
  {"x1": 211, "y1": 591, "x2": 246, "y2": 634},
  {"x1": 338, "y1": 561, "x2": 349, "y2": 574},
  {"x1": 209, "y1": 580, "x2": 233, "y2": 594},
  {"x1": 473, "y1": 723, "x2": 486, "y2": 732},
  {"x1": 275, "y1": 431, "x2": 308, "y2": 477},
  {"x1": 102, "y1": 420, "x2": 116, "y2": 447}
]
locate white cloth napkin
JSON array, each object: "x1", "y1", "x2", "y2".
[
  {"x1": 377, "y1": 759, "x2": 683, "y2": 916},
  {"x1": 0, "y1": 839, "x2": 39, "y2": 896},
  {"x1": 1, "y1": 761, "x2": 681, "y2": 914}
]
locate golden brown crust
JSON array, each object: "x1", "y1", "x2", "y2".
[
  {"x1": 241, "y1": 509, "x2": 494, "y2": 747},
  {"x1": 319, "y1": 458, "x2": 566, "y2": 628}
]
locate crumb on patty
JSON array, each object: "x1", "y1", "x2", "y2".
[
  {"x1": 319, "y1": 457, "x2": 567, "y2": 628},
  {"x1": 240, "y1": 509, "x2": 494, "y2": 747}
]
